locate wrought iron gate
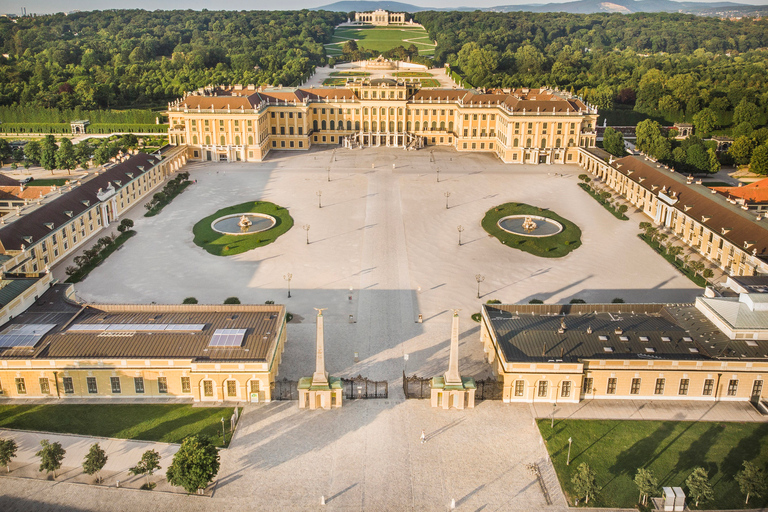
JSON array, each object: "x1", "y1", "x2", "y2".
[
  {"x1": 271, "y1": 378, "x2": 298, "y2": 400},
  {"x1": 341, "y1": 375, "x2": 388, "y2": 399},
  {"x1": 474, "y1": 377, "x2": 503, "y2": 401},
  {"x1": 403, "y1": 371, "x2": 432, "y2": 399}
]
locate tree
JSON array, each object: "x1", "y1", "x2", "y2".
[
  {"x1": 611, "y1": 298, "x2": 625, "y2": 303},
  {"x1": 693, "y1": 108, "x2": 717, "y2": 137},
  {"x1": 703, "y1": 268, "x2": 714, "y2": 280},
  {"x1": 117, "y1": 218, "x2": 134, "y2": 233},
  {"x1": 634, "y1": 468, "x2": 659, "y2": 506},
  {"x1": 668, "y1": 246, "x2": 684, "y2": 259},
  {"x1": 636, "y1": 119, "x2": 670, "y2": 160},
  {"x1": 571, "y1": 462, "x2": 600, "y2": 504},
  {"x1": 166, "y1": 435, "x2": 220, "y2": 494},
  {"x1": 55, "y1": 138, "x2": 76, "y2": 173},
  {"x1": 707, "y1": 148, "x2": 721, "y2": 174},
  {"x1": 603, "y1": 127, "x2": 625, "y2": 157},
  {"x1": 735, "y1": 461, "x2": 766, "y2": 505},
  {"x1": 0, "y1": 438, "x2": 18, "y2": 472},
  {"x1": 223, "y1": 297, "x2": 241, "y2": 304},
  {"x1": 129, "y1": 449, "x2": 161, "y2": 489},
  {"x1": 36, "y1": 439, "x2": 66, "y2": 478},
  {"x1": 733, "y1": 98, "x2": 761, "y2": 129},
  {"x1": 729, "y1": 136, "x2": 756, "y2": 166},
  {"x1": 639, "y1": 222, "x2": 651, "y2": 231},
  {"x1": 0, "y1": 139, "x2": 10, "y2": 167},
  {"x1": 685, "y1": 467, "x2": 714, "y2": 506},
  {"x1": 82, "y1": 443, "x2": 108, "y2": 483},
  {"x1": 750, "y1": 145, "x2": 768, "y2": 176},
  {"x1": 183, "y1": 297, "x2": 198, "y2": 304},
  {"x1": 40, "y1": 135, "x2": 58, "y2": 171},
  {"x1": 24, "y1": 140, "x2": 41, "y2": 166},
  {"x1": 74, "y1": 140, "x2": 93, "y2": 169}
]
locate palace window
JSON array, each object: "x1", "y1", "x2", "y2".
[
  {"x1": 654, "y1": 378, "x2": 665, "y2": 395},
  {"x1": 181, "y1": 377, "x2": 191, "y2": 393},
  {"x1": 630, "y1": 378, "x2": 641, "y2": 394},
  {"x1": 727, "y1": 379, "x2": 738, "y2": 396},
  {"x1": 15, "y1": 378, "x2": 26, "y2": 394},
  {"x1": 134, "y1": 377, "x2": 144, "y2": 394},
  {"x1": 537, "y1": 381, "x2": 548, "y2": 398},
  {"x1": 679, "y1": 379, "x2": 689, "y2": 395},
  {"x1": 227, "y1": 380, "x2": 237, "y2": 397},
  {"x1": 39, "y1": 378, "x2": 50, "y2": 394},
  {"x1": 561, "y1": 381, "x2": 571, "y2": 397},
  {"x1": 111, "y1": 377, "x2": 121, "y2": 393},
  {"x1": 63, "y1": 377, "x2": 74, "y2": 394},
  {"x1": 606, "y1": 378, "x2": 617, "y2": 394},
  {"x1": 515, "y1": 380, "x2": 524, "y2": 396},
  {"x1": 203, "y1": 380, "x2": 214, "y2": 397},
  {"x1": 87, "y1": 377, "x2": 98, "y2": 394},
  {"x1": 158, "y1": 377, "x2": 168, "y2": 394},
  {"x1": 583, "y1": 377, "x2": 593, "y2": 394}
]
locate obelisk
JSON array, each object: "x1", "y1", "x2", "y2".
[
  {"x1": 444, "y1": 309, "x2": 462, "y2": 386},
  {"x1": 312, "y1": 308, "x2": 329, "y2": 386}
]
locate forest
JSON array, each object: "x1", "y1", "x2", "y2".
[{"x1": 0, "y1": 10, "x2": 344, "y2": 110}]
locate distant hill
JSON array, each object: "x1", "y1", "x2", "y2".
[{"x1": 314, "y1": 0, "x2": 763, "y2": 16}]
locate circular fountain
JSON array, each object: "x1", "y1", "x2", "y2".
[
  {"x1": 497, "y1": 215, "x2": 563, "y2": 237},
  {"x1": 211, "y1": 213, "x2": 276, "y2": 235}
]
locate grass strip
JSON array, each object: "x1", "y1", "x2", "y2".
[
  {"x1": 578, "y1": 182, "x2": 629, "y2": 220},
  {"x1": 25, "y1": 178, "x2": 71, "y2": 187},
  {"x1": 144, "y1": 180, "x2": 190, "y2": 217},
  {"x1": 0, "y1": 404, "x2": 236, "y2": 447},
  {"x1": 539, "y1": 418, "x2": 768, "y2": 509},
  {"x1": 65, "y1": 230, "x2": 136, "y2": 283},
  {"x1": 638, "y1": 233, "x2": 706, "y2": 287},
  {"x1": 481, "y1": 202, "x2": 581, "y2": 258},
  {"x1": 193, "y1": 200, "x2": 293, "y2": 256}
]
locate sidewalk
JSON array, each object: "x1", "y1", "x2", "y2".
[{"x1": 532, "y1": 399, "x2": 766, "y2": 423}]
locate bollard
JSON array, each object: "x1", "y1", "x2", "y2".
[
  {"x1": 116, "y1": 480, "x2": 120, "y2": 488},
  {"x1": 349, "y1": 314, "x2": 355, "y2": 323},
  {"x1": 417, "y1": 314, "x2": 423, "y2": 323},
  {"x1": 321, "y1": 495, "x2": 326, "y2": 505},
  {"x1": 450, "y1": 498, "x2": 456, "y2": 510}
]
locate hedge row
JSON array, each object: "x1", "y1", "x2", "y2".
[
  {"x1": 0, "y1": 123, "x2": 167, "y2": 134},
  {"x1": 0, "y1": 105, "x2": 158, "y2": 124}
]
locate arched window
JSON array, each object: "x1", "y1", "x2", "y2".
[
  {"x1": 541, "y1": 138, "x2": 546, "y2": 149},
  {"x1": 192, "y1": 135, "x2": 198, "y2": 145},
  {"x1": 397, "y1": 121, "x2": 402, "y2": 132},
  {"x1": 513, "y1": 138, "x2": 518, "y2": 147},
  {"x1": 389, "y1": 108, "x2": 394, "y2": 115},
  {"x1": 330, "y1": 120, "x2": 335, "y2": 130},
  {"x1": 347, "y1": 121, "x2": 352, "y2": 130},
  {"x1": 398, "y1": 108, "x2": 403, "y2": 115},
  {"x1": 555, "y1": 138, "x2": 561, "y2": 148},
  {"x1": 440, "y1": 121, "x2": 445, "y2": 131},
  {"x1": 448, "y1": 121, "x2": 454, "y2": 132},
  {"x1": 355, "y1": 121, "x2": 360, "y2": 130},
  {"x1": 364, "y1": 107, "x2": 368, "y2": 115},
  {"x1": 526, "y1": 138, "x2": 531, "y2": 148},
  {"x1": 220, "y1": 136, "x2": 225, "y2": 145},
  {"x1": 235, "y1": 136, "x2": 240, "y2": 145},
  {"x1": 313, "y1": 120, "x2": 318, "y2": 131},
  {"x1": 205, "y1": 135, "x2": 211, "y2": 145},
  {"x1": 389, "y1": 121, "x2": 394, "y2": 132},
  {"x1": 380, "y1": 107, "x2": 385, "y2": 116},
  {"x1": 569, "y1": 138, "x2": 574, "y2": 147},
  {"x1": 364, "y1": 121, "x2": 369, "y2": 131},
  {"x1": 321, "y1": 120, "x2": 327, "y2": 130},
  {"x1": 407, "y1": 122, "x2": 412, "y2": 131},
  {"x1": 431, "y1": 122, "x2": 437, "y2": 131},
  {"x1": 248, "y1": 136, "x2": 253, "y2": 145},
  {"x1": 372, "y1": 121, "x2": 378, "y2": 132},
  {"x1": 415, "y1": 121, "x2": 420, "y2": 131}
]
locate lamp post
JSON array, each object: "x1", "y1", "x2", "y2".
[
  {"x1": 457, "y1": 225, "x2": 464, "y2": 246},
  {"x1": 317, "y1": 190, "x2": 322, "y2": 208},
  {"x1": 326, "y1": 166, "x2": 331, "y2": 182},
  {"x1": 551, "y1": 402, "x2": 556, "y2": 428},
  {"x1": 303, "y1": 224, "x2": 310, "y2": 245},
  {"x1": 436, "y1": 167, "x2": 440, "y2": 183},
  {"x1": 567, "y1": 437, "x2": 573, "y2": 466},
  {"x1": 475, "y1": 274, "x2": 484, "y2": 299},
  {"x1": 221, "y1": 417, "x2": 226, "y2": 444},
  {"x1": 444, "y1": 191, "x2": 451, "y2": 209},
  {"x1": 284, "y1": 273, "x2": 292, "y2": 298}
]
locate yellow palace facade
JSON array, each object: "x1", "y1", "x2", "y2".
[{"x1": 166, "y1": 80, "x2": 598, "y2": 165}]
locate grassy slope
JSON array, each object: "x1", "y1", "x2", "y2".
[
  {"x1": 0, "y1": 404, "x2": 236, "y2": 447},
  {"x1": 192, "y1": 201, "x2": 293, "y2": 256},
  {"x1": 481, "y1": 202, "x2": 582, "y2": 258},
  {"x1": 326, "y1": 26, "x2": 434, "y2": 56},
  {"x1": 539, "y1": 419, "x2": 768, "y2": 509}
]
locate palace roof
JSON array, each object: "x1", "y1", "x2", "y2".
[{"x1": 712, "y1": 178, "x2": 768, "y2": 205}]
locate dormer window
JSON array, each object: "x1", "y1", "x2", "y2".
[
  {"x1": 81, "y1": 200, "x2": 90, "y2": 207},
  {"x1": 23, "y1": 236, "x2": 33, "y2": 243},
  {"x1": 44, "y1": 223, "x2": 54, "y2": 230},
  {"x1": 65, "y1": 211, "x2": 73, "y2": 217}
]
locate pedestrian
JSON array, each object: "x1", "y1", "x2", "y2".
[{"x1": 420, "y1": 429, "x2": 426, "y2": 444}]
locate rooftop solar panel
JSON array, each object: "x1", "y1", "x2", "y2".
[
  {"x1": 68, "y1": 323, "x2": 205, "y2": 333},
  {"x1": 0, "y1": 323, "x2": 57, "y2": 348},
  {"x1": 208, "y1": 328, "x2": 247, "y2": 347}
]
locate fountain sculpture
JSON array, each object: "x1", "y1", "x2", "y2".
[
  {"x1": 522, "y1": 216, "x2": 537, "y2": 233},
  {"x1": 238, "y1": 215, "x2": 253, "y2": 231}
]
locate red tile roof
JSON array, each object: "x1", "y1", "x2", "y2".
[{"x1": 712, "y1": 178, "x2": 768, "y2": 204}]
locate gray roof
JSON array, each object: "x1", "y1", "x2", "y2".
[
  {"x1": 0, "y1": 153, "x2": 159, "y2": 251},
  {"x1": 697, "y1": 296, "x2": 768, "y2": 331},
  {"x1": 0, "y1": 276, "x2": 39, "y2": 307},
  {"x1": 483, "y1": 302, "x2": 767, "y2": 363}
]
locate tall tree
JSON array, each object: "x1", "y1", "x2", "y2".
[
  {"x1": 572, "y1": 462, "x2": 600, "y2": 504},
  {"x1": 685, "y1": 467, "x2": 714, "y2": 507},
  {"x1": 82, "y1": 443, "x2": 108, "y2": 484},
  {"x1": 750, "y1": 145, "x2": 768, "y2": 176},
  {"x1": 692, "y1": 108, "x2": 717, "y2": 137},
  {"x1": 40, "y1": 135, "x2": 58, "y2": 171},
  {"x1": 634, "y1": 468, "x2": 658, "y2": 506},
  {"x1": 55, "y1": 138, "x2": 76, "y2": 174},
  {"x1": 24, "y1": 140, "x2": 42, "y2": 166},
  {"x1": 729, "y1": 136, "x2": 756, "y2": 166},
  {"x1": 129, "y1": 449, "x2": 161, "y2": 489},
  {"x1": 166, "y1": 435, "x2": 220, "y2": 494},
  {"x1": 602, "y1": 127, "x2": 625, "y2": 157},
  {"x1": 0, "y1": 438, "x2": 18, "y2": 473},
  {"x1": 36, "y1": 439, "x2": 66, "y2": 478},
  {"x1": 735, "y1": 461, "x2": 766, "y2": 505}
]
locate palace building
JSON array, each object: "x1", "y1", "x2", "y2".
[
  {"x1": 577, "y1": 151, "x2": 768, "y2": 277},
  {"x1": 480, "y1": 294, "x2": 767, "y2": 405},
  {"x1": 166, "y1": 82, "x2": 598, "y2": 165},
  {"x1": 354, "y1": 10, "x2": 406, "y2": 25},
  {"x1": 0, "y1": 284, "x2": 287, "y2": 402}
]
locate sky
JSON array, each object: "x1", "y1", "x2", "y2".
[{"x1": 2, "y1": 0, "x2": 766, "y2": 16}]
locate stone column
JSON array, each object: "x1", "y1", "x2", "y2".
[
  {"x1": 445, "y1": 309, "x2": 462, "y2": 386},
  {"x1": 312, "y1": 308, "x2": 329, "y2": 386}
]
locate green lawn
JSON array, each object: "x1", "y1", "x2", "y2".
[
  {"x1": 27, "y1": 178, "x2": 71, "y2": 187},
  {"x1": 193, "y1": 200, "x2": 293, "y2": 256},
  {"x1": 578, "y1": 182, "x2": 629, "y2": 220},
  {"x1": 329, "y1": 71, "x2": 370, "y2": 77},
  {"x1": 481, "y1": 202, "x2": 582, "y2": 258},
  {"x1": 539, "y1": 419, "x2": 768, "y2": 509},
  {"x1": 323, "y1": 77, "x2": 348, "y2": 87},
  {"x1": 65, "y1": 230, "x2": 137, "y2": 284},
  {"x1": 326, "y1": 26, "x2": 435, "y2": 57},
  {"x1": 392, "y1": 72, "x2": 433, "y2": 77},
  {"x1": 0, "y1": 404, "x2": 237, "y2": 447}
]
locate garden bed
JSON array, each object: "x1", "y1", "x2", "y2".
[
  {"x1": 578, "y1": 183, "x2": 629, "y2": 220},
  {"x1": 481, "y1": 203, "x2": 581, "y2": 258},
  {"x1": 65, "y1": 230, "x2": 136, "y2": 283},
  {"x1": 193, "y1": 201, "x2": 293, "y2": 256},
  {"x1": 638, "y1": 234, "x2": 706, "y2": 287}
]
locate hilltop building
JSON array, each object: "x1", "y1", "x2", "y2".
[
  {"x1": 354, "y1": 10, "x2": 406, "y2": 25},
  {"x1": 166, "y1": 83, "x2": 598, "y2": 165}
]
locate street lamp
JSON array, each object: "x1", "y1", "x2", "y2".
[
  {"x1": 436, "y1": 167, "x2": 440, "y2": 183},
  {"x1": 567, "y1": 437, "x2": 573, "y2": 466},
  {"x1": 303, "y1": 224, "x2": 311, "y2": 245},
  {"x1": 551, "y1": 403, "x2": 556, "y2": 428},
  {"x1": 221, "y1": 417, "x2": 226, "y2": 444},
  {"x1": 457, "y1": 225, "x2": 464, "y2": 246},
  {"x1": 317, "y1": 190, "x2": 322, "y2": 208},
  {"x1": 284, "y1": 273, "x2": 292, "y2": 298},
  {"x1": 444, "y1": 191, "x2": 451, "y2": 209},
  {"x1": 326, "y1": 166, "x2": 331, "y2": 182},
  {"x1": 475, "y1": 274, "x2": 484, "y2": 299}
]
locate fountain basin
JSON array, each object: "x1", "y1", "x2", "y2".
[
  {"x1": 497, "y1": 215, "x2": 563, "y2": 237},
  {"x1": 211, "y1": 213, "x2": 276, "y2": 235}
]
